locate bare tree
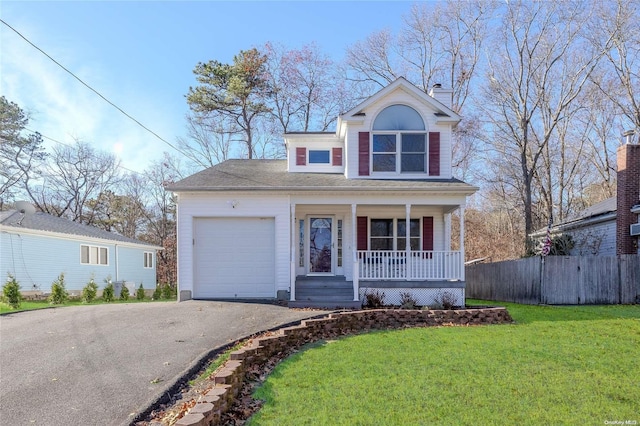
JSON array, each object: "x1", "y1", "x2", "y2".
[
  {"x1": 24, "y1": 140, "x2": 122, "y2": 223},
  {"x1": 479, "y1": 0, "x2": 607, "y2": 250},
  {"x1": 176, "y1": 113, "x2": 236, "y2": 170},
  {"x1": 264, "y1": 42, "x2": 350, "y2": 133},
  {"x1": 591, "y1": 0, "x2": 640, "y2": 135}
]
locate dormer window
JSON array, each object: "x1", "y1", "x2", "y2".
[
  {"x1": 309, "y1": 150, "x2": 330, "y2": 164},
  {"x1": 371, "y1": 105, "x2": 428, "y2": 174}
]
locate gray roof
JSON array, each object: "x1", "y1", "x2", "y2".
[
  {"x1": 574, "y1": 196, "x2": 616, "y2": 219},
  {"x1": 166, "y1": 160, "x2": 478, "y2": 194},
  {"x1": 0, "y1": 210, "x2": 159, "y2": 248},
  {"x1": 531, "y1": 197, "x2": 617, "y2": 236}
]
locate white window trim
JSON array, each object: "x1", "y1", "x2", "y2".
[
  {"x1": 80, "y1": 244, "x2": 109, "y2": 266},
  {"x1": 371, "y1": 131, "x2": 429, "y2": 175},
  {"x1": 143, "y1": 251, "x2": 154, "y2": 269},
  {"x1": 369, "y1": 218, "x2": 421, "y2": 251},
  {"x1": 308, "y1": 149, "x2": 331, "y2": 164}
]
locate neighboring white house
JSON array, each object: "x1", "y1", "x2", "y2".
[
  {"x1": 530, "y1": 197, "x2": 617, "y2": 256},
  {"x1": 0, "y1": 209, "x2": 163, "y2": 294},
  {"x1": 530, "y1": 134, "x2": 640, "y2": 257},
  {"x1": 167, "y1": 78, "x2": 478, "y2": 308}
]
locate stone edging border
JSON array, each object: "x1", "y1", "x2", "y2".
[{"x1": 159, "y1": 307, "x2": 513, "y2": 426}]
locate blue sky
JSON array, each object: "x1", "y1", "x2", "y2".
[{"x1": 1, "y1": 1, "x2": 417, "y2": 172}]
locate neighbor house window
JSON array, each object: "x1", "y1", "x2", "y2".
[
  {"x1": 308, "y1": 150, "x2": 330, "y2": 164},
  {"x1": 370, "y1": 218, "x2": 420, "y2": 250},
  {"x1": 80, "y1": 245, "x2": 108, "y2": 265},
  {"x1": 144, "y1": 252, "x2": 153, "y2": 268},
  {"x1": 372, "y1": 105, "x2": 427, "y2": 173}
]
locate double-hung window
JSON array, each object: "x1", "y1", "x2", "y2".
[
  {"x1": 81, "y1": 245, "x2": 108, "y2": 265},
  {"x1": 144, "y1": 252, "x2": 153, "y2": 268},
  {"x1": 371, "y1": 104, "x2": 427, "y2": 174},
  {"x1": 370, "y1": 218, "x2": 420, "y2": 250}
]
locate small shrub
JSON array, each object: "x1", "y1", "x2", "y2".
[
  {"x1": 161, "y1": 283, "x2": 175, "y2": 300},
  {"x1": 2, "y1": 273, "x2": 22, "y2": 309},
  {"x1": 434, "y1": 291, "x2": 458, "y2": 310},
  {"x1": 102, "y1": 278, "x2": 115, "y2": 302},
  {"x1": 119, "y1": 284, "x2": 130, "y2": 301},
  {"x1": 136, "y1": 283, "x2": 145, "y2": 301},
  {"x1": 399, "y1": 292, "x2": 418, "y2": 309},
  {"x1": 82, "y1": 277, "x2": 99, "y2": 303},
  {"x1": 152, "y1": 284, "x2": 162, "y2": 300},
  {"x1": 49, "y1": 273, "x2": 68, "y2": 305},
  {"x1": 363, "y1": 289, "x2": 385, "y2": 308}
]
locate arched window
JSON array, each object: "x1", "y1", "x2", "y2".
[
  {"x1": 371, "y1": 105, "x2": 428, "y2": 173},
  {"x1": 373, "y1": 104, "x2": 425, "y2": 130}
]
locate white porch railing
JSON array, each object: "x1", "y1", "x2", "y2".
[{"x1": 357, "y1": 250, "x2": 463, "y2": 281}]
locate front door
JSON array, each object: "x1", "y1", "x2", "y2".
[{"x1": 309, "y1": 217, "x2": 333, "y2": 274}]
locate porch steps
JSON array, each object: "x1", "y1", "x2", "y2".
[{"x1": 289, "y1": 276, "x2": 362, "y2": 309}]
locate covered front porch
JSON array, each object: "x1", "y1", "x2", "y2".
[{"x1": 288, "y1": 199, "x2": 467, "y2": 308}]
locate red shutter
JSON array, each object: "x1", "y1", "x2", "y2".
[
  {"x1": 296, "y1": 147, "x2": 306, "y2": 166},
  {"x1": 422, "y1": 217, "x2": 434, "y2": 251},
  {"x1": 428, "y1": 132, "x2": 440, "y2": 176},
  {"x1": 332, "y1": 147, "x2": 343, "y2": 166},
  {"x1": 357, "y1": 216, "x2": 368, "y2": 250},
  {"x1": 358, "y1": 132, "x2": 370, "y2": 176}
]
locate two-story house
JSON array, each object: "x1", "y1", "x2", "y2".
[{"x1": 167, "y1": 78, "x2": 478, "y2": 308}]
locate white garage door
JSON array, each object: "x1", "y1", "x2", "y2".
[{"x1": 193, "y1": 217, "x2": 275, "y2": 298}]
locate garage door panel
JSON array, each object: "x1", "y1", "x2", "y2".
[{"x1": 193, "y1": 218, "x2": 275, "y2": 298}]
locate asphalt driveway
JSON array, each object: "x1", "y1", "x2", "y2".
[{"x1": 0, "y1": 301, "x2": 323, "y2": 426}]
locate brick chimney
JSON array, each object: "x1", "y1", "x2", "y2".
[{"x1": 616, "y1": 130, "x2": 640, "y2": 254}]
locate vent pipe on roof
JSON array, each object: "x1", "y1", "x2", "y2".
[{"x1": 623, "y1": 130, "x2": 636, "y2": 144}]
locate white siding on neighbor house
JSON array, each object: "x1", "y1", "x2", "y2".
[
  {"x1": 0, "y1": 231, "x2": 155, "y2": 293},
  {"x1": 175, "y1": 192, "x2": 291, "y2": 299},
  {"x1": 567, "y1": 220, "x2": 616, "y2": 256},
  {"x1": 344, "y1": 87, "x2": 453, "y2": 180}
]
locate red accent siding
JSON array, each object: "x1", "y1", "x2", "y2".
[
  {"x1": 428, "y1": 132, "x2": 440, "y2": 176},
  {"x1": 358, "y1": 132, "x2": 370, "y2": 176},
  {"x1": 422, "y1": 217, "x2": 434, "y2": 251},
  {"x1": 332, "y1": 147, "x2": 343, "y2": 166},
  {"x1": 296, "y1": 147, "x2": 306, "y2": 166},
  {"x1": 357, "y1": 216, "x2": 368, "y2": 250}
]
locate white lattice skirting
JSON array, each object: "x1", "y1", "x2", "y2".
[{"x1": 359, "y1": 287, "x2": 465, "y2": 308}]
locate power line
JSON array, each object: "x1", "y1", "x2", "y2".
[
  {"x1": 0, "y1": 18, "x2": 189, "y2": 159},
  {"x1": 25, "y1": 127, "x2": 146, "y2": 176}
]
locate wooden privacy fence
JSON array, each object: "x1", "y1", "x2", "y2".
[{"x1": 466, "y1": 255, "x2": 640, "y2": 305}]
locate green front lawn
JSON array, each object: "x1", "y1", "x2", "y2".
[{"x1": 250, "y1": 302, "x2": 640, "y2": 425}]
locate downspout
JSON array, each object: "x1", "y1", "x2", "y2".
[
  {"x1": 115, "y1": 244, "x2": 119, "y2": 282},
  {"x1": 459, "y1": 207, "x2": 465, "y2": 281}
]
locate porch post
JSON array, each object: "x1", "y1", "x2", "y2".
[
  {"x1": 405, "y1": 203, "x2": 411, "y2": 280},
  {"x1": 444, "y1": 213, "x2": 452, "y2": 252},
  {"x1": 290, "y1": 203, "x2": 296, "y2": 301},
  {"x1": 351, "y1": 203, "x2": 359, "y2": 301},
  {"x1": 459, "y1": 206, "x2": 465, "y2": 281}
]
